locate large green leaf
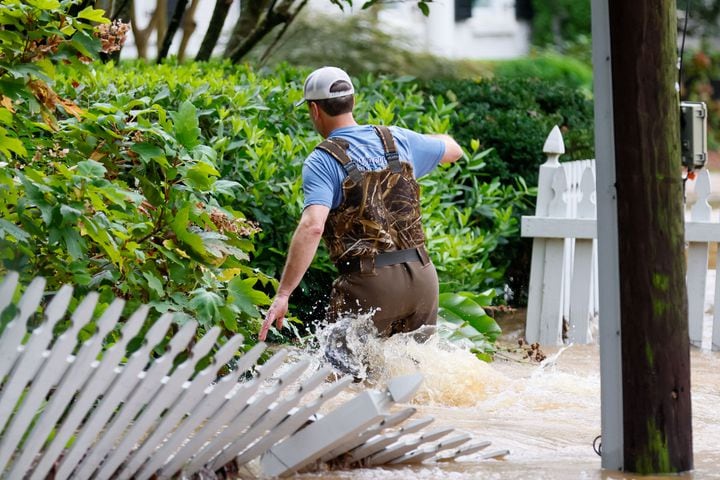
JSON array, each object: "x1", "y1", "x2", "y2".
[
  {"x1": 228, "y1": 276, "x2": 270, "y2": 317},
  {"x1": 69, "y1": 29, "x2": 101, "y2": 59},
  {"x1": 188, "y1": 289, "x2": 223, "y2": 324},
  {"x1": 27, "y1": 0, "x2": 61, "y2": 8},
  {"x1": 185, "y1": 160, "x2": 219, "y2": 191},
  {"x1": 77, "y1": 6, "x2": 109, "y2": 24},
  {"x1": 170, "y1": 205, "x2": 207, "y2": 257},
  {"x1": 131, "y1": 143, "x2": 169, "y2": 168},
  {"x1": 142, "y1": 271, "x2": 165, "y2": 297},
  {"x1": 62, "y1": 228, "x2": 85, "y2": 259},
  {"x1": 0, "y1": 219, "x2": 29, "y2": 242},
  {"x1": 76, "y1": 160, "x2": 106, "y2": 178},
  {"x1": 438, "y1": 292, "x2": 502, "y2": 342},
  {"x1": 199, "y1": 231, "x2": 249, "y2": 261},
  {"x1": 173, "y1": 101, "x2": 200, "y2": 150},
  {"x1": 0, "y1": 130, "x2": 26, "y2": 158},
  {"x1": 439, "y1": 292, "x2": 486, "y2": 323}
]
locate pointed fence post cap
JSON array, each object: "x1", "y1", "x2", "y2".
[
  {"x1": 543, "y1": 125, "x2": 566, "y2": 156},
  {"x1": 387, "y1": 374, "x2": 423, "y2": 403}
]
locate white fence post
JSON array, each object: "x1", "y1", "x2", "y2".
[
  {"x1": 687, "y1": 168, "x2": 712, "y2": 347},
  {"x1": 526, "y1": 125, "x2": 565, "y2": 343},
  {"x1": 537, "y1": 168, "x2": 570, "y2": 345},
  {"x1": 568, "y1": 167, "x2": 597, "y2": 343},
  {"x1": 524, "y1": 127, "x2": 720, "y2": 350}
]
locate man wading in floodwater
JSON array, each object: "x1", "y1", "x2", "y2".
[{"x1": 259, "y1": 66, "x2": 462, "y2": 368}]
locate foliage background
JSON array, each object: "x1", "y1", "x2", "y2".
[{"x1": 0, "y1": 1, "x2": 600, "y2": 357}]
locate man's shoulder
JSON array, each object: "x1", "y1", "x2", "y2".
[{"x1": 305, "y1": 147, "x2": 331, "y2": 167}]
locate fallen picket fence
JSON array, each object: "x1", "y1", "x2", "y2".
[
  {"x1": 0, "y1": 272, "x2": 507, "y2": 479},
  {"x1": 522, "y1": 126, "x2": 720, "y2": 350}
]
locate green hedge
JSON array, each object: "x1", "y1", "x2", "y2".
[
  {"x1": 420, "y1": 77, "x2": 595, "y2": 186},
  {"x1": 2, "y1": 50, "x2": 527, "y2": 341},
  {"x1": 419, "y1": 76, "x2": 595, "y2": 303},
  {"x1": 530, "y1": 0, "x2": 592, "y2": 48},
  {"x1": 491, "y1": 53, "x2": 593, "y2": 93}
]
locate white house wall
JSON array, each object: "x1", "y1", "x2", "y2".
[{"x1": 120, "y1": 0, "x2": 528, "y2": 60}]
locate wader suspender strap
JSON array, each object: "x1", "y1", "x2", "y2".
[
  {"x1": 372, "y1": 126, "x2": 402, "y2": 173},
  {"x1": 316, "y1": 138, "x2": 362, "y2": 183}
]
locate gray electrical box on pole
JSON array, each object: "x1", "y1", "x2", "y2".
[{"x1": 681, "y1": 101, "x2": 708, "y2": 171}]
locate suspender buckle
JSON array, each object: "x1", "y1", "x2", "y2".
[
  {"x1": 385, "y1": 151, "x2": 401, "y2": 172},
  {"x1": 359, "y1": 256, "x2": 375, "y2": 275}
]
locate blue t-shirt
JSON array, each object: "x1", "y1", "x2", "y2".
[{"x1": 302, "y1": 125, "x2": 446, "y2": 210}]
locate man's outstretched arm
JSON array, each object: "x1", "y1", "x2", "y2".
[
  {"x1": 259, "y1": 204, "x2": 330, "y2": 341},
  {"x1": 428, "y1": 133, "x2": 463, "y2": 164}
]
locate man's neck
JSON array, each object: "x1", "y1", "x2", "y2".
[{"x1": 322, "y1": 113, "x2": 358, "y2": 138}]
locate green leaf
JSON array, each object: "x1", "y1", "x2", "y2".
[
  {"x1": 77, "y1": 6, "x2": 110, "y2": 24},
  {"x1": 192, "y1": 144, "x2": 217, "y2": 162},
  {"x1": 70, "y1": 29, "x2": 101, "y2": 59},
  {"x1": 27, "y1": 0, "x2": 61, "y2": 8},
  {"x1": 173, "y1": 101, "x2": 200, "y2": 150},
  {"x1": 188, "y1": 289, "x2": 223, "y2": 323},
  {"x1": 185, "y1": 161, "x2": 219, "y2": 191},
  {"x1": 0, "y1": 78, "x2": 27, "y2": 99},
  {"x1": 36, "y1": 58, "x2": 56, "y2": 80},
  {"x1": 62, "y1": 228, "x2": 85, "y2": 259},
  {"x1": 81, "y1": 216, "x2": 121, "y2": 264},
  {"x1": 170, "y1": 205, "x2": 207, "y2": 257},
  {"x1": 76, "y1": 160, "x2": 106, "y2": 178},
  {"x1": 131, "y1": 142, "x2": 165, "y2": 161},
  {"x1": 438, "y1": 292, "x2": 502, "y2": 341},
  {"x1": 0, "y1": 219, "x2": 29, "y2": 242},
  {"x1": 0, "y1": 109, "x2": 13, "y2": 126},
  {"x1": 148, "y1": 300, "x2": 176, "y2": 314},
  {"x1": 228, "y1": 276, "x2": 270, "y2": 317},
  {"x1": 0, "y1": 130, "x2": 27, "y2": 158},
  {"x1": 142, "y1": 271, "x2": 165, "y2": 297},
  {"x1": 220, "y1": 306, "x2": 238, "y2": 332},
  {"x1": 199, "y1": 231, "x2": 249, "y2": 261},
  {"x1": 438, "y1": 292, "x2": 486, "y2": 323},
  {"x1": 138, "y1": 176, "x2": 163, "y2": 206},
  {"x1": 418, "y1": 1, "x2": 430, "y2": 16},
  {"x1": 212, "y1": 180, "x2": 240, "y2": 196},
  {"x1": 60, "y1": 204, "x2": 82, "y2": 222}
]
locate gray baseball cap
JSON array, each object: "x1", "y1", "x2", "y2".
[{"x1": 295, "y1": 66, "x2": 355, "y2": 107}]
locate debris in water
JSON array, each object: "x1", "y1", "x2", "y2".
[
  {"x1": 518, "y1": 339, "x2": 547, "y2": 363},
  {"x1": 315, "y1": 313, "x2": 383, "y2": 381}
]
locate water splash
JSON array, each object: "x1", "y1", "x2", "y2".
[
  {"x1": 314, "y1": 312, "x2": 384, "y2": 381},
  {"x1": 310, "y1": 314, "x2": 511, "y2": 407},
  {"x1": 374, "y1": 327, "x2": 511, "y2": 407}
]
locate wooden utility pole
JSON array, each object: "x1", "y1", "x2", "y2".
[{"x1": 602, "y1": 0, "x2": 694, "y2": 473}]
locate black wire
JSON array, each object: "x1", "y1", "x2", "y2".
[
  {"x1": 593, "y1": 435, "x2": 602, "y2": 456},
  {"x1": 679, "y1": 0, "x2": 692, "y2": 179},
  {"x1": 678, "y1": 0, "x2": 691, "y2": 93}
]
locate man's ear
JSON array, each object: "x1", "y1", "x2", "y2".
[{"x1": 308, "y1": 101, "x2": 318, "y2": 119}]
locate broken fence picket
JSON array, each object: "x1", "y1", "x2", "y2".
[{"x1": 0, "y1": 272, "x2": 507, "y2": 479}]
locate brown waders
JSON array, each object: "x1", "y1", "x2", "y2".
[{"x1": 316, "y1": 126, "x2": 439, "y2": 336}]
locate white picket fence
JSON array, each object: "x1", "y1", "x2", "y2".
[
  {"x1": 0, "y1": 272, "x2": 507, "y2": 479},
  {"x1": 522, "y1": 126, "x2": 720, "y2": 351}
]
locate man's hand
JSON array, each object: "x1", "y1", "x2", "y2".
[{"x1": 259, "y1": 293, "x2": 290, "y2": 341}]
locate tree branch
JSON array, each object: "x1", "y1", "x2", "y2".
[
  {"x1": 228, "y1": 0, "x2": 286, "y2": 63},
  {"x1": 195, "y1": 0, "x2": 234, "y2": 61},
  {"x1": 259, "y1": 0, "x2": 309, "y2": 64},
  {"x1": 157, "y1": 0, "x2": 190, "y2": 63}
]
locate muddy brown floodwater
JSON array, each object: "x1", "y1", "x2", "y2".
[{"x1": 236, "y1": 309, "x2": 720, "y2": 479}]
